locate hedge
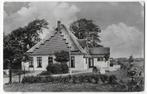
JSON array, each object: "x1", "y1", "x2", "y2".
[{"x1": 22, "y1": 73, "x2": 118, "y2": 84}]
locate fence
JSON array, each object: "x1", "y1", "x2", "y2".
[{"x1": 3, "y1": 69, "x2": 33, "y2": 84}]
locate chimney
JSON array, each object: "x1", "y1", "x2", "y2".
[{"x1": 57, "y1": 21, "x2": 61, "y2": 32}]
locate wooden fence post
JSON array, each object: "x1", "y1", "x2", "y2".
[
  {"x1": 18, "y1": 70, "x2": 21, "y2": 83},
  {"x1": 8, "y1": 60, "x2": 12, "y2": 84}
]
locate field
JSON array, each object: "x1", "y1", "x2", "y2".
[{"x1": 4, "y1": 82, "x2": 127, "y2": 92}]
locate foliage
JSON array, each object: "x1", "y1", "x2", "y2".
[
  {"x1": 54, "y1": 50, "x2": 69, "y2": 64},
  {"x1": 4, "y1": 19, "x2": 48, "y2": 69},
  {"x1": 92, "y1": 66, "x2": 100, "y2": 73},
  {"x1": 61, "y1": 63, "x2": 69, "y2": 73},
  {"x1": 22, "y1": 73, "x2": 117, "y2": 84},
  {"x1": 108, "y1": 75, "x2": 117, "y2": 84},
  {"x1": 46, "y1": 64, "x2": 62, "y2": 74},
  {"x1": 128, "y1": 56, "x2": 134, "y2": 63},
  {"x1": 70, "y1": 18, "x2": 102, "y2": 47},
  {"x1": 100, "y1": 74, "x2": 109, "y2": 83},
  {"x1": 126, "y1": 55, "x2": 144, "y2": 91},
  {"x1": 39, "y1": 71, "x2": 51, "y2": 76},
  {"x1": 22, "y1": 76, "x2": 52, "y2": 83},
  {"x1": 46, "y1": 63, "x2": 69, "y2": 74}
]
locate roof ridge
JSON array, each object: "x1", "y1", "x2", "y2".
[{"x1": 60, "y1": 24, "x2": 87, "y2": 54}]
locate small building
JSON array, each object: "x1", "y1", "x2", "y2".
[{"x1": 22, "y1": 21, "x2": 111, "y2": 73}]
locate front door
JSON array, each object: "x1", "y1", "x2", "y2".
[{"x1": 88, "y1": 58, "x2": 94, "y2": 68}]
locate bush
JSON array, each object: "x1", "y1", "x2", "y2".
[
  {"x1": 61, "y1": 63, "x2": 69, "y2": 73},
  {"x1": 93, "y1": 66, "x2": 98, "y2": 73},
  {"x1": 100, "y1": 74, "x2": 109, "y2": 83},
  {"x1": 51, "y1": 64, "x2": 63, "y2": 74},
  {"x1": 22, "y1": 73, "x2": 116, "y2": 84},
  {"x1": 22, "y1": 76, "x2": 53, "y2": 83},
  {"x1": 108, "y1": 75, "x2": 117, "y2": 84},
  {"x1": 39, "y1": 71, "x2": 51, "y2": 76},
  {"x1": 54, "y1": 50, "x2": 69, "y2": 64},
  {"x1": 46, "y1": 63, "x2": 68, "y2": 74},
  {"x1": 46, "y1": 65, "x2": 52, "y2": 72}
]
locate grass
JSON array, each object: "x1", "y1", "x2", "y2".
[
  {"x1": 3, "y1": 60, "x2": 144, "y2": 92},
  {"x1": 4, "y1": 82, "x2": 127, "y2": 92}
]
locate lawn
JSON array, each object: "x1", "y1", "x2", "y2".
[{"x1": 4, "y1": 82, "x2": 126, "y2": 92}]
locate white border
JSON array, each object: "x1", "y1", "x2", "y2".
[{"x1": 0, "y1": 0, "x2": 146, "y2": 94}]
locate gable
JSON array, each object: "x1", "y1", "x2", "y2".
[{"x1": 32, "y1": 31, "x2": 69, "y2": 55}]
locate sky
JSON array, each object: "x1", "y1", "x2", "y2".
[{"x1": 4, "y1": 2, "x2": 144, "y2": 58}]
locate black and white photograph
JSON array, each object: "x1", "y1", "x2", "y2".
[{"x1": 3, "y1": 1, "x2": 145, "y2": 92}]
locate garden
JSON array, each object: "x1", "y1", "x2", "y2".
[{"x1": 4, "y1": 54, "x2": 144, "y2": 92}]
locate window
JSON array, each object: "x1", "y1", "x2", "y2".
[
  {"x1": 29, "y1": 57, "x2": 33, "y2": 67},
  {"x1": 48, "y1": 56, "x2": 53, "y2": 65},
  {"x1": 37, "y1": 57, "x2": 42, "y2": 68},
  {"x1": 86, "y1": 58, "x2": 88, "y2": 64},
  {"x1": 71, "y1": 56, "x2": 75, "y2": 68},
  {"x1": 89, "y1": 58, "x2": 94, "y2": 68},
  {"x1": 97, "y1": 57, "x2": 100, "y2": 61},
  {"x1": 97, "y1": 57, "x2": 104, "y2": 61}
]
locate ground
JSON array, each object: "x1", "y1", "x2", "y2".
[
  {"x1": 3, "y1": 59, "x2": 144, "y2": 92},
  {"x1": 4, "y1": 83, "x2": 126, "y2": 92}
]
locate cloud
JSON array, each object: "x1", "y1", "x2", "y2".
[
  {"x1": 100, "y1": 23, "x2": 144, "y2": 58},
  {"x1": 4, "y1": 2, "x2": 80, "y2": 38},
  {"x1": 141, "y1": 10, "x2": 144, "y2": 18},
  {"x1": 138, "y1": 2, "x2": 144, "y2": 18},
  {"x1": 139, "y1": 1, "x2": 144, "y2": 7},
  {"x1": 4, "y1": 11, "x2": 8, "y2": 18},
  {"x1": 108, "y1": 2, "x2": 119, "y2": 6}
]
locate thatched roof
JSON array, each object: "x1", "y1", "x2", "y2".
[
  {"x1": 27, "y1": 23, "x2": 87, "y2": 55},
  {"x1": 27, "y1": 22, "x2": 110, "y2": 56}
]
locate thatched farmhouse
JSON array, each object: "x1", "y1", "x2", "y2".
[{"x1": 22, "y1": 21, "x2": 115, "y2": 74}]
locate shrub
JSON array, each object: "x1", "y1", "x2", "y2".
[
  {"x1": 39, "y1": 71, "x2": 51, "y2": 76},
  {"x1": 22, "y1": 73, "x2": 116, "y2": 84},
  {"x1": 46, "y1": 65, "x2": 52, "y2": 72},
  {"x1": 61, "y1": 75, "x2": 72, "y2": 83},
  {"x1": 46, "y1": 63, "x2": 69, "y2": 74},
  {"x1": 100, "y1": 74, "x2": 109, "y2": 83},
  {"x1": 93, "y1": 66, "x2": 98, "y2": 73},
  {"x1": 108, "y1": 75, "x2": 117, "y2": 84},
  {"x1": 61, "y1": 63, "x2": 69, "y2": 73},
  {"x1": 22, "y1": 76, "x2": 53, "y2": 83},
  {"x1": 51, "y1": 64, "x2": 62, "y2": 74},
  {"x1": 46, "y1": 64, "x2": 62, "y2": 74},
  {"x1": 54, "y1": 50, "x2": 69, "y2": 64}
]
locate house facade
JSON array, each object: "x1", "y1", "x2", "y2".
[{"x1": 22, "y1": 21, "x2": 111, "y2": 73}]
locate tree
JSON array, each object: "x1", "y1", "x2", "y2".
[
  {"x1": 54, "y1": 50, "x2": 69, "y2": 64},
  {"x1": 70, "y1": 18, "x2": 102, "y2": 47},
  {"x1": 4, "y1": 19, "x2": 48, "y2": 69},
  {"x1": 128, "y1": 56, "x2": 134, "y2": 64},
  {"x1": 54, "y1": 50, "x2": 69, "y2": 73}
]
